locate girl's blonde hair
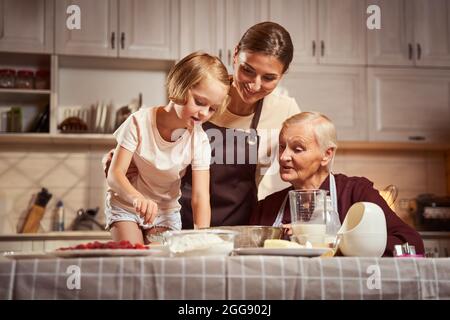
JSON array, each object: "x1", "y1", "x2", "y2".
[
  {"x1": 167, "y1": 51, "x2": 231, "y2": 114},
  {"x1": 282, "y1": 112, "x2": 338, "y2": 169}
]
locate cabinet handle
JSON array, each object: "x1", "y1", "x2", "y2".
[
  {"x1": 417, "y1": 43, "x2": 422, "y2": 60},
  {"x1": 121, "y1": 32, "x2": 125, "y2": 50},
  {"x1": 408, "y1": 43, "x2": 413, "y2": 60},
  {"x1": 408, "y1": 135, "x2": 425, "y2": 141},
  {"x1": 320, "y1": 41, "x2": 325, "y2": 57},
  {"x1": 312, "y1": 41, "x2": 316, "y2": 56},
  {"x1": 219, "y1": 49, "x2": 222, "y2": 61},
  {"x1": 111, "y1": 32, "x2": 115, "y2": 49},
  {"x1": 227, "y1": 49, "x2": 231, "y2": 66}
]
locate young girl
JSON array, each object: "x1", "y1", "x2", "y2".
[{"x1": 105, "y1": 52, "x2": 230, "y2": 244}]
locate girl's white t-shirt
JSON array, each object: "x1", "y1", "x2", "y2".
[{"x1": 107, "y1": 107, "x2": 211, "y2": 214}]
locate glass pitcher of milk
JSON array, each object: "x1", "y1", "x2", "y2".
[{"x1": 289, "y1": 189, "x2": 327, "y2": 247}]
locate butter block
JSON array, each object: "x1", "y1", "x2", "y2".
[{"x1": 263, "y1": 239, "x2": 303, "y2": 248}]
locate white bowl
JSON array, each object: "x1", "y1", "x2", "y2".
[
  {"x1": 340, "y1": 202, "x2": 387, "y2": 234},
  {"x1": 339, "y1": 232, "x2": 387, "y2": 257}
]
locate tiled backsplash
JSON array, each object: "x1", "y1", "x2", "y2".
[
  {"x1": 0, "y1": 144, "x2": 111, "y2": 234},
  {"x1": 0, "y1": 144, "x2": 447, "y2": 234}
]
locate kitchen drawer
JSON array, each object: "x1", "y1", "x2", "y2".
[{"x1": 0, "y1": 241, "x2": 33, "y2": 253}]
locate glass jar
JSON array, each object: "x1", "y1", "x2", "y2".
[
  {"x1": 35, "y1": 70, "x2": 50, "y2": 90},
  {"x1": 15, "y1": 70, "x2": 34, "y2": 89},
  {"x1": 0, "y1": 69, "x2": 16, "y2": 88}
]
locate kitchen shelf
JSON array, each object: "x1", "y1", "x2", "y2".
[
  {"x1": 0, "y1": 133, "x2": 115, "y2": 145},
  {"x1": 338, "y1": 141, "x2": 450, "y2": 151},
  {"x1": 0, "y1": 134, "x2": 449, "y2": 151},
  {"x1": 0, "y1": 88, "x2": 51, "y2": 95}
]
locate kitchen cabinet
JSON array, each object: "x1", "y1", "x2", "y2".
[
  {"x1": 269, "y1": 0, "x2": 366, "y2": 66},
  {"x1": 179, "y1": 0, "x2": 269, "y2": 69},
  {"x1": 0, "y1": 53, "x2": 52, "y2": 134},
  {"x1": 368, "y1": 0, "x2": 450, "y2": 67},
  {"x1": 421, "y1": 232, "x2": 450, "y2": 257},
  {"x1": 0, "y1": 0, "x2": 54, "y2": 54},
  {"x1": 55, "y1": 0, "x2": 178, "y2": 60},
  {"x1": 281, "y1": 66, "x2": 368, "y2": 140},
  {"x1": 368, "y1": 67, "x2": 450, "y2": 142},
  {"x1": 55, "y1": 0, "x2": 118, "y2": 57}
]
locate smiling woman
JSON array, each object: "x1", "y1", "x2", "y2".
[{"x1": 180, "y1": 22, "x2": 301, "y2": 228}]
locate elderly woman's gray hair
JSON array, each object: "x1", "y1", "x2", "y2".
[{"x1": 282, "y1": 111, "x2": 338, "y2": 154}]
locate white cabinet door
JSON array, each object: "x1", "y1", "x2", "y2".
[
  {"x1": 368, "y1": 68, "x2": 450, "y2": 142},
  {"x1": 179, "y1": 0, "x2": 223, "y2": 59},
  {"x1": 55, "y1": 0, "x2": 118, "y2": 57},
  {"x1": 367, "y1": 0, "x2": 414, "y2": 66},
  {"x1": 414, "y1": 0, "x2": 450, "y2": 67},
  {"x1": 119, "y1": 0, "x2": 178, "y2": 59},
  {"x1": 281, "y1": 66, "x2": 367, "y2": 140},
  {"x1": 223, "y1": 0, "x2": 269, "y2": 68},
  {"x1": 318, "y1": 0, "x2": 366, "y2": 65},
  {"x1": 0, "y1": 0, "x2": 53, "y2": 53},
  {"x1": 269, "y1": 0, "x2": 317, "y2": 66}
]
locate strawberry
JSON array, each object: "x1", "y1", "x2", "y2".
[{"x1": 134, "y1": 243, "x2": 146, "y2": 250}]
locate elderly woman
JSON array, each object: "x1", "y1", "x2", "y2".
[{"x1": 249, "y1": 112, "x2": 424, "y2": 256}]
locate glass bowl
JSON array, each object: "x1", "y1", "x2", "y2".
[
  {"x1": 163, "y1": 229, "x2": 238, "y2": 257},
  {"x1": 209, "y1": 225, "x2": 283, "y2": 248}
]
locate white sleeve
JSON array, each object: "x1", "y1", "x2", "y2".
[
  {"x1": 191, "y1": 126, "x2": 211, "y2": 171},
  {"x1": 113, "y1": 113, "x2": 140, "y2": 153}
]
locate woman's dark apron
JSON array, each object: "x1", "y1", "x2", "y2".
[{"x1": 180, "y1": 100, "x2": 263, "y2": 228}]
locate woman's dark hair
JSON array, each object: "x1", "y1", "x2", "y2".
[{"x1": 236, "y1": 21, "x2": 294, "y2": 73}]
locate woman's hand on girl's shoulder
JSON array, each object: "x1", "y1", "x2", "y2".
[
  {"x1": 103, "y1": 148, "x2": 138, "y2": 179},
  {"x1": 132, "y1": 196, "x2": 158, "y2": 224}
]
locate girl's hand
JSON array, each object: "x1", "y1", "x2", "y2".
[{"x1": 132, "y1": 196, "x2": 158, "y2": 224}]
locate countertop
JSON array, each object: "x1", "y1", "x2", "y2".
[
  {"x1": 0, "y1": 231, "x2": 111, "y2": 241},
  {"x1": 0, "y1": 231, "x2": 448, "y2": 241}
]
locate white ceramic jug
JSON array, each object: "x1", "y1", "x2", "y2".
[{"x1": 338, "y1": 202, "x2": 387, "y2": 257}]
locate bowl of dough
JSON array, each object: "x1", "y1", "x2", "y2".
[{"x1": 163, "y1": 229, "x2": 238, "y2": 257}]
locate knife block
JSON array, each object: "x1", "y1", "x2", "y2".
[{"x1": 21, "y1": 205, "x2": 46, "y2": 233}]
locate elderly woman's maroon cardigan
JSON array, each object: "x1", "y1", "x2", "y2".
[{"x1": 250, "y1": 173, "x2": 424, "y2": 256}]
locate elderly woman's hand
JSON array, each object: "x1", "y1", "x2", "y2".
[
  {"x1": 281, "y1": 224, "x2": 293, "y2": 237},
  {"x1": 102, "y1": 148, "x2": 138, "y2": 180}
]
